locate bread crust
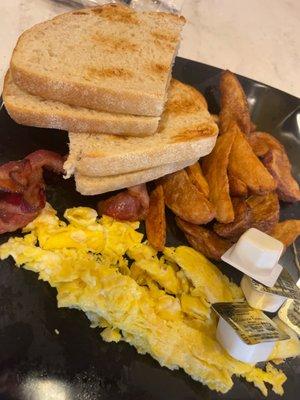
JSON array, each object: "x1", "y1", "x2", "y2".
[
  {"x1": 11, "y1": 63, "x2": 164, "y2": 117},
  {"x1": 3, "y1": 71, "x2": 159, "y2": 135},
  {"x1": 65, "y1": 79, "x2": 219, "y2": 177},
  {"x1": 10, "y1": 4, "x2": 185, "y2": 117},
  {"x1": 75, "y1": 158, "x2": 197, "y2": 195},
  {"x1": 74, "y1": 135, "x2": 217, "y2": 176}
]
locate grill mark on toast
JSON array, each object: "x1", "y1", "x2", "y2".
[
  {"x1": 153, "y1": 39, "x2": 173, "y2": 51},
  {"x1": 73, "y1": 11, "x2": 88, "y2": 15},
  {"x1": 91, "y1": 34, "x2": 137, "y2": 52},
  {"x1": 151, "y1": 31, "x2": 178, "y2": 43},
  {"x1": 165, "y1": 98, "x2": 200, "y2": 114},
  {"x1": 149, "y1": 12, "x2": 186, "y2": 24},
  {"x1": 85, "y1": 67, "x2": 133, "y2": 80},
  {"x1": 83, "y1": 152, "x2": 107, "y2": 158},
  {"x1": 171, "y1": 126, "x2": 217, "y2": 142},
  {"x1": 92, "y1": 5, "x2": 140, "y2": 25},
  {"x1": 150, "y1": 63, "x2": 169, "y2": 76}
]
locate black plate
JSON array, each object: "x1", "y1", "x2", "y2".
[{"x1": 0, "y1": 57, "x2": 299, "y2": 400}]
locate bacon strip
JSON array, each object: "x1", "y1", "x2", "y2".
[
  {"x1": 98, "y1": 184, "x2": 149, "y2": 222},
  {"x1": 128, "y1": 184, "x2": 150, "y2": 211},
  {"x1": 26, "y1": 150, "x2": 65, "y2": 173},
  {"x1": 0, "y1": 160, "x2": 32, "y2": 193},
  {"x1": 0, "y1": 150, "x2": 64, "y2": 234},
  {"x1": 0, "y1": 193, "x2": 39, "y2": 234}
]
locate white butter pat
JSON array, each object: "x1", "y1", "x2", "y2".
[
  {"x1": 241, "y1": 275, "x2": 286, "y2": 312},
  {"x1": 278, "y1": 278, "x2": 300, "y2": 336},
  {"x1": 216, "y1": 316, "x2": 276, "y2": 363},
  {"x1": 213, "y1": 301, "x2": 289, "y2": 364},
  {"x1": 241, "y1": 269, "x2": 300, "y2": 312},
  {"x1": 222, "y1": 228, "x2": 283, "y2": 287},
  {"x1": 278, "y1": 300, "x2": 300, "y2": 336}
]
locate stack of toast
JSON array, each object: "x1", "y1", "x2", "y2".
[{"x1": 4, "y1": 4, "x2": 218, "y2": 195}]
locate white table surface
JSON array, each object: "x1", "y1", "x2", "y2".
[{"x1": 1, "y1": 0, "x2": 299, "y2": 97}]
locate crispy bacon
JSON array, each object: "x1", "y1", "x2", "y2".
[
  {"x1": 127, "y1": 184, "x2": 150, "y2": 211},
  {"x1": 0, "y1": 193, "x2": 39, "y2": 234},
  {"x1": 26, "y1": 150, "x2": 64, "y2": 173},
  {"x1": 0, "y1": 150, "x2": 64, "y2": 234},
  {"x1": 0, "y1": 159, "x2": 32, "y2": 193},
  {"x1": 98, "y1": 184, "x2": 149, "y2": 221}
]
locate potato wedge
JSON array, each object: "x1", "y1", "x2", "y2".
[
  {"x1": 176, "y1": 217, "x2": 232, "y2": 261},
  {"x1": 202, "y1": 124, "x2": 237, "y2": 223},
  {"x1": 212, "y1": 114, "x2": 219, "y2": 126},
  {"x1": 162, "y1": 170, "x2": 215, "y2": 224},
  {"x1": 186, "y1": 162, "x2": 209, "y2": 197},
  {"x1": 271, "y1": 220, "x2": 300, "y2": 247},
  {"x1": 214, "y1": 198, "x2": 251, "y2": 241},
  {"x1": 228, "y1": 128, "x2": 276, "y2": 195},
  {"x1": 248, "y1": 131, "x2": 300, "y2": 202},
  {"x1": 248, "y1": 131, "x2": 281, "y2": 157},
  {"x1": 219, "y1": 70, "x2": 251, "y2": 135},
  {"x1": 263, "y1": 149, "x2": 300, "y2": 202},
  {"x1": 228, "y1": 173, "x2": 248, "y2": 197},
  {"x1": 145, "y1": 185, "x2": 166, "y2": 251},
  {"x1": 246, "y1": 192, "x2": 279, "y2": 234},
  {"x1": 250, "y1": 121, "x2": 257, "y2": 132}
]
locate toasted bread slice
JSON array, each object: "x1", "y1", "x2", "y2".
[
  {"x1": 75, "y1": 158, "x2": 197, "y2": 195},
  {"x1": 64, "y1": 80, "x2": 218, "y2": 178},
  {"x1": 3, "y1": 72, "x2": 159, "y2": 136},
  {"x1": 10, "y1": 4, "x2": 185, "y2": 117}
]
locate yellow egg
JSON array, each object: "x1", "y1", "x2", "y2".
[
  {"x1": 64, "y1": 207, "x2": 98, "y2": 227},
  {"x1": 0, "y1": 204, "x2": 293, "y2": 397},
  {"x1": 181, "y1": 293, "x2": 211, "y2": 319},
  {"x1": 101, "y1": 327, "x2": 122, "y2": 343},
  {"x1": 38, "y1": 226, "x2": 105, "y2": 252}
]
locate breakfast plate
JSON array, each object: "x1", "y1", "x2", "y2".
[{"x1": 0, "y1": 57, "x2": 299, "y2": 400}]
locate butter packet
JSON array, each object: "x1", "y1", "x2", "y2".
[{"x1": 213, "y1": 301, "x2": 289, "y2": 345}]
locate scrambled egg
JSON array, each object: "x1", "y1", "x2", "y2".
[{"x1": 1, "y1": 204, "x2": 297, "y2": 396}]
